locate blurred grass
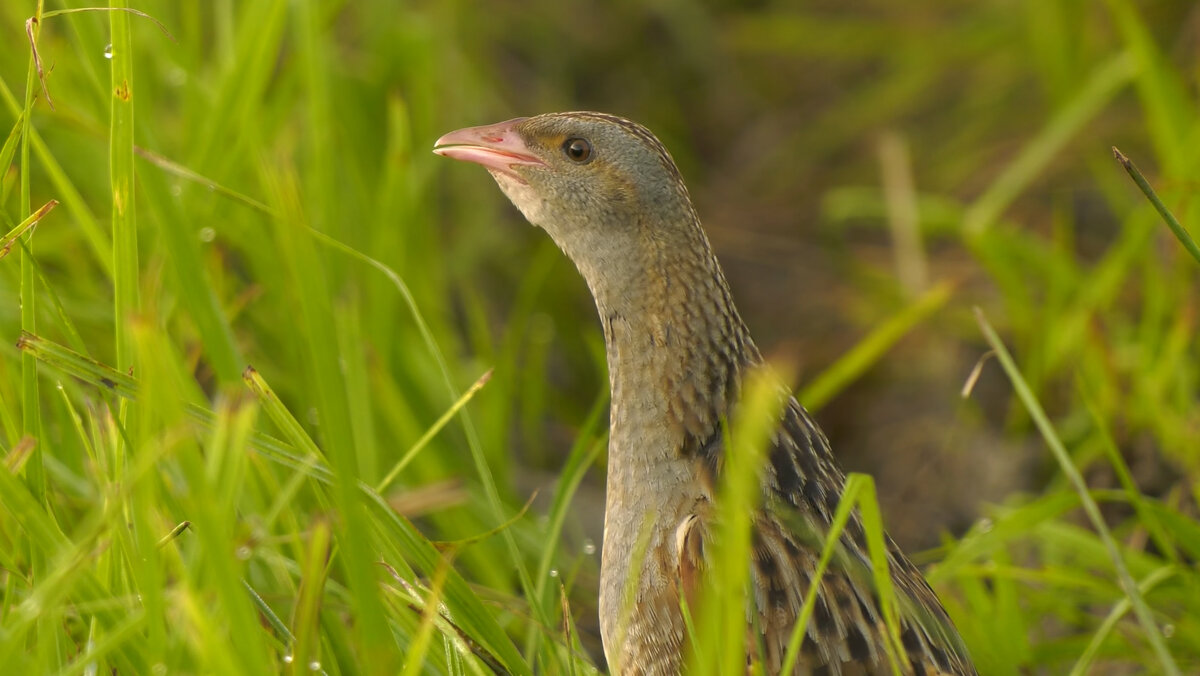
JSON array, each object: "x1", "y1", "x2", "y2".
[{"x1": 0, "y1": 0, "x2": 1197, "y2": 674}]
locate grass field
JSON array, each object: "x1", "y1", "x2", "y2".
[{"x1": 1, "y1": 1, "x2": 1198, "y2": 674}]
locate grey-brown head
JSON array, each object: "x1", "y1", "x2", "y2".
[{"x1": 433, "y1": 112, "x2": 712, "y2": 311}]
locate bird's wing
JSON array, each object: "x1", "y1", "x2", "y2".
[{"x1": 684, "y1": 396, "x2": 977, "y2": 675}]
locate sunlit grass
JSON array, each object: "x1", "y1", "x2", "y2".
[{"x1": 0, "y1": 1, "x2": 1197, "y2": 674}]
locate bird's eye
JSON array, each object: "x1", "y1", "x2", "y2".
[{"x1": 563, "y1": 138, "x2": 593, "y2": 163}]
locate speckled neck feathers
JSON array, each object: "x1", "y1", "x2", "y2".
[{"x1": 597, "y1": 209, "x2": 757, "y2": 461}]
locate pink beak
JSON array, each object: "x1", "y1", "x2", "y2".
[{"x1": 433, "y1": 117, "x2": 546, "y2": 181}]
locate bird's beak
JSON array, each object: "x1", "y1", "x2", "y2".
[{"x1": 433, "y1": 118, "x2": 546, "y2": 181}]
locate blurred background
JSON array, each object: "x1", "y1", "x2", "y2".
[{"x1": 1, "y1": 0, "x2": 1197, "y2": 673}]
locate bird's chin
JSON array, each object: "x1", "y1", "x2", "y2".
[
  {"x1": 487, "y1": 167, "x2": 529, "y2": 186},
  {"x1": 491, "y1": 172, "x2": 547, "y2": 226}
]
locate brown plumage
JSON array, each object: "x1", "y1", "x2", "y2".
[{"x1": 434, "y1": 112, "x2": 976, "y2": 675}]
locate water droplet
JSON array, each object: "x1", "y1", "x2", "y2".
[
  {"x1": 235, "y1": 546, "x2": 252, "y2": 560},
  {"x1": 198, "y1": 227, "x2": 216, "y2": 242},
  {"x1": 308, "y1": 660, "x2": 321, "y2": 671},
  {"x1": 977, "y1": 518, "x2": 993, "y2": 534},
  {"x1": 282, "y1": 654, "x2": 294, "y2": 664},
  {"x1": 103, "y1": 44, "x2": 113, "y2": 59},
  {"x1": 206, "y1": 183, "x2": 216, "y2": 192},
  {"x1": 549, "y1": 569, "x2": 559, "y2": 578},
  {"x1": 582, "y1": 539, "x2": 596, "y2": 555}
]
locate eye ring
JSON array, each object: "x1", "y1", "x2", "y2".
[{"x1": 563, "y1": 138, "x2": 593, "y2": 163}]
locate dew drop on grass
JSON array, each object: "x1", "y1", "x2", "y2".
[
  {"x1": 308, "y1": 660, "x2": 321, "y2": 671},
  {"x1": 235, "y1": 545, "x2": 252, "y2": 560},
  {"x1": 103, "y1": 44, "x2": 113, "y2": 59},
  {"x1": 199, "y1": 227, "x2": 216, "y2": 242},
  {"x1": 977, "y1": 517, "x2": 993, "y2": 534},
  {"x1": 282, "y1": 654, "x2": 294, "y2": 664},
  {"x1": 583, "y1": 539, "x2": 596, "y2": 555},
  {"x1": 549, "y1": 569, "x2": 559, "y2": 578}
]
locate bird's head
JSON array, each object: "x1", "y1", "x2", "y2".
[{"x1": 434, "y1": 112, "x2": 706, "y2": 300}]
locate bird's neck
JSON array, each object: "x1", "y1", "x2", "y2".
[
  {"x1": 589, "y1": 218, "x2": 760, "y2": 653},
  {"x1": 587, "y1": 219, "x2": 758, "y2": 477}
]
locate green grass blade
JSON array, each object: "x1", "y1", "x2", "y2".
[
  {"x1": 243, "y1": 579, "x2": 295, "y2": 647},
  {"x1": 1111, "y1": 147, "x2": 1200, "y2": 267},
  {"x1": 800, "y1": 279, "x2": 954, "y2": 411},
  {"x1": 134, "y1": 146, "x2": 273, "y2": 213},
  {"x1": 781, "y1": 475, "x2": 866, "y2": 674},
  {"x1": 0, "y1": 111, "x2": 23, "y2": 190},
  {"x1": 974, "y1": 307, "x2": 1180, "y2": 675},
  {"x1": 291, "y1": 519, "x2": 332, "y2": 673},
  {"x1": 1068, "y1": 566, "x2": 1176, "y2": 676},
  {"x1": 18, "y1": 332, "x2": 137, "y2": 398},
  {"x1": 241, "y1": 366, "x2": 332, "y2": 488},
  {"x1": 400, "y1": 556, "x2": 453, "y2": 676},
  {"x1": 109, "y1": 0, "x2": 138, "y2": 373},
  {"x1": 17, "y1": 7, "x2": 52, "y2": 670},
  {"x1": 854, "y1": 476, "x2": 908, "y2": 673},
  {"x1": 0, "y1": 199, "x2": 56, "y2": 259},
  {"x1": 377, "y1": 370, "x2": 493, "y2": 494},
  {"x1": 694, "y1": 368, "x2": 783, "y2": 676}
]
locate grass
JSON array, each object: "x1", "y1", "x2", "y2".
[{"x1": 1, "y1": 1, "x2": 1198, "y2": 674}]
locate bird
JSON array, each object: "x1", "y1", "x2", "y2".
[{"x1": 434, "y1": 112, "x2": 975, "y2": 675}]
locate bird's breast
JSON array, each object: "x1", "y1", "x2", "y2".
[{"x1": 598, "y1": 450, "x2": 707, "y2": 675}]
